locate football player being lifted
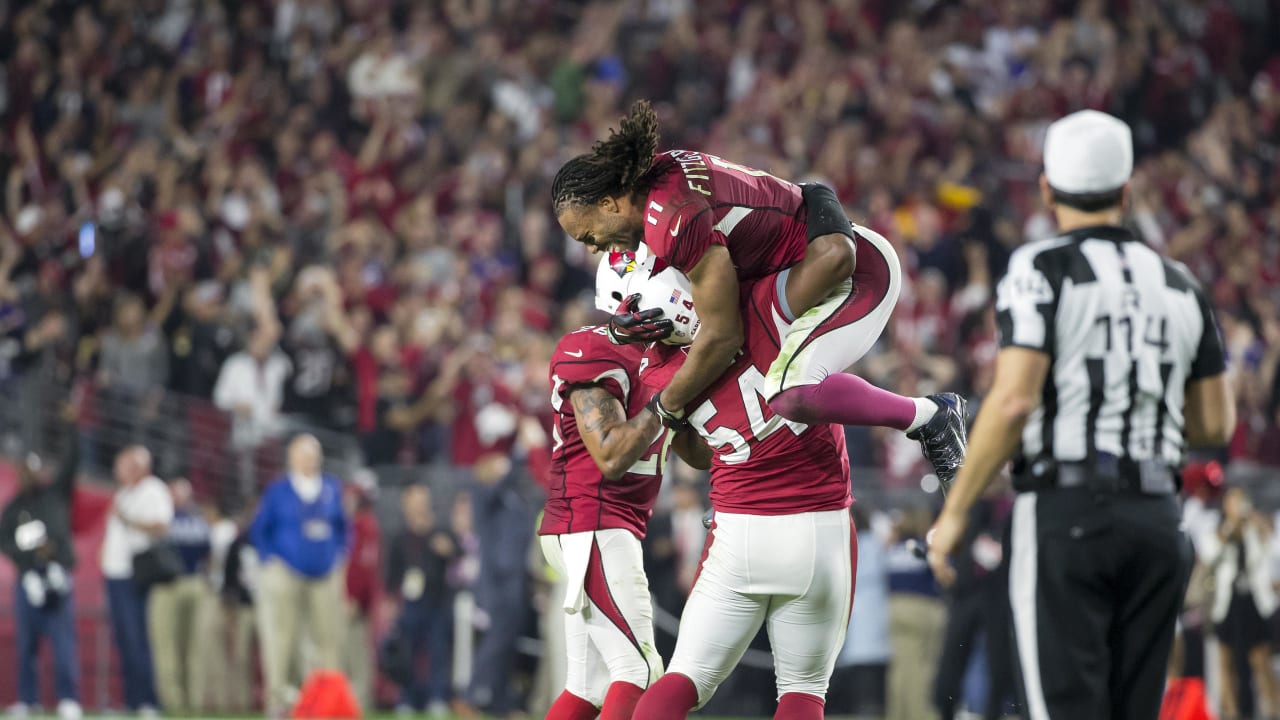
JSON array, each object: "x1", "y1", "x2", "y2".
[{"x1": 552, "y1": 100, "x2": 968, "y2": 488}]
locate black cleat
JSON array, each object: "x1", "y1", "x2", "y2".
[{"x1": 906, "y1": 393, "x2": 969, "y2": 490}]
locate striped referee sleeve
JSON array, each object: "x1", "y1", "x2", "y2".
[{"x1": 995, "y1": 244, "x2": 1059, "y2": 353}]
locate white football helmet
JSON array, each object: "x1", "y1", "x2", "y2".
[
  {"x1": 594, "y1": 244, "x2": 649, "y2": 313},
  {"x1": 629, "y1": 255, "x2": 700, "y2": 346}
]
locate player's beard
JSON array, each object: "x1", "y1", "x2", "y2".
[{"x1": 601, "y1": 219, "x2": 644, "y2": 252}]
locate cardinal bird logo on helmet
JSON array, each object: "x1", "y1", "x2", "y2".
[{"x1": 607, "y1": 250, "x2": 638, "y2": 278}]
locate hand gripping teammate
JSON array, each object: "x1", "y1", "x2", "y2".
[
  {"x1": 617, "y1": 256, "x2": 858, "y2": 720},
  {"x1": 540, "y1": 254, "x2": 711, "y2": 720},
  {"x1": 552, "y1": 100, "x2": 967, "y2": 487}
]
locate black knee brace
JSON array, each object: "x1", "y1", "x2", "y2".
[{"x1": 800, "y1": 182, "x2": 855, "y2": 245}]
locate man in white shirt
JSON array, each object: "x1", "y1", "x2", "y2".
[
  {"x1": 212, "y1": 330, "x2": 292, "y2": 451},
  {"x1": 101, "y1": 446, "x2": 174, "y2": 717}
]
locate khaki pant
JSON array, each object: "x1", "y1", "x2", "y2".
[
  {"x1": 256, "y1": 560, "x2": 346, "y2": 714},
  {"x1": 342, "y1": 611, "x2": 373, "y2": 711},
  {"x1": 529, "y1": 575, "x2": 568, "y2": 717},
  {"x1": 148, "y1": 575, "x2": 213, "y2": 713},
  {"x1": 200, "y1": 602, "x2": 256, "y2": 712},
  {"x1": 887, "y1": 593, "x2": 945, "y2": 720}
]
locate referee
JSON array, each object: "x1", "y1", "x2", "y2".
[{"x1": 927, "y1": 109, "x2": 1236, "y2": 720}]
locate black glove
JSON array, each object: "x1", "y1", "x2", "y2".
[
  {"x1": 646, "y1": 392, "x2": 689, "y2": 431},
  {"x1": 608, "y1": 294, "x2": 673, "y2": 345}
]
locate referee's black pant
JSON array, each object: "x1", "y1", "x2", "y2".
[{"x1": 1008, "y1": 489, "x2": 1192, "y2": 720}]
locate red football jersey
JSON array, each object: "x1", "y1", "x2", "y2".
[
  {"x1": 539, "y1": 326, "x2": 672, "y2": 538},
  {"x1": 641, "y1": 150, "x2": 809, "y2": 279},
  {"x1": 640, "y1": 277, "x2": 851, "y2": 515}
]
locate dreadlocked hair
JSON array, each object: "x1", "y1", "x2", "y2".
[{"x1": 552, "y1": 100, "x2": 660, "y2": 213}]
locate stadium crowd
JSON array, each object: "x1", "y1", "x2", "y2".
[{"x1": 1, "y1": 0, "x2": 1279, "y2": 717}]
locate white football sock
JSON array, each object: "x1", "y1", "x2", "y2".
[{"x1": 905, "y1": 397, "x2": 939, "y2": 434}]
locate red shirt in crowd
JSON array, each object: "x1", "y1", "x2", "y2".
[
  {"x1": 449, "y1": 373, "x2": 518, "y2": 468},
  {"x1": 345, "y1": 507, "x2": 381, "y2": 616}
]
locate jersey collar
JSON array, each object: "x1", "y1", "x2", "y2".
[{"x1": 1061, "y1": 224, "x2": 1137, "y2": 244}]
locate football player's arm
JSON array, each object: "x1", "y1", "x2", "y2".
[
  {"x1": 670, "y1": 428, "x2": 713, "y2": 470},
  {"x1": 569, "y1": 385, "x2": 663, "y2": 481},
  {"x1": 656, "y1": 246, "x2": 743, "y2": 413},
  {"x1": 928, "y1": 347, "x2": 1049, "y2": 585},
  {"x1": 942, "y1": 348, "x2": 1050, "y2": 518}
]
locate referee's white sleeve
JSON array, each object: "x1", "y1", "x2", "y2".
[{"x1": 995, "y1": 246, "x2": 1057, "y2": 352}]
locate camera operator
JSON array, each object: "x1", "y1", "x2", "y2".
[{"x1": 0, "y1": 442, "x2": 82, "y2": 720}]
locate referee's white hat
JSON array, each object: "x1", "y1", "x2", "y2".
[{"x1": 1043, "y1": 110, "x2": 1133, "y2": 194}]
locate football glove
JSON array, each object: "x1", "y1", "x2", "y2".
[
  {"x1": 646, "y1": 392, "x2": 689, "y2": 431},
  {"x1": 608, "y1": 294, "x2": 673, "y2": 345}
]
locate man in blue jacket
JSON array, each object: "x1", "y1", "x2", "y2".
[{"x1": 251, "y1": 434, "x2": 349, "y2": 717}]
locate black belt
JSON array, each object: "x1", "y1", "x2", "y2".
[{"x1": 1012, "y1": 456, "x2": 1179, "y2": 495}]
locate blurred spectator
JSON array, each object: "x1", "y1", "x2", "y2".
[
  {"x1": 279, "y1": 267, "x2": 358, "y2": 433},
  {"x1": 669, "y1": 481, "x2": 710, "y2": 596},
  {"x1": 100, "y1": 446, "x2": 173, "y2": 717},
  {"x1": 342, "y1": 470, "x2": 382, "y2": 712},
  {"x1": 932, "y1": 484, "x2": 1015, "y2": 720},
  {"x1": 1203, "y1": 487, "x2": 1280, "y2": 719},
  {"x1": 352, "y1": 324, "x2": 417, "y2": 465},
  {"x1": 147, "y1": 478, "x2": 211, "y2": 714},
  {"x1": 385, "y1": 482, "x2": 459, "y2": 715},
  {"x1": 96, "y1": 294, "x2": 168, "y2": 462},
  {"x1": 161, "y1": 281, "x2": 236, "y2": 400},
  {"x1": 0, "y1": 442, "x2": 81, "y2": 720},
  {"x1": 250, "y1": 434, "x2": 349, "y2": 718},
  {"x1": 885, "y1": 507, "x2": 944, "y2": 720},
  {"x1": 463, "y1": 453, "x2": 533, "y2": 717},
  {"x1": 1177, "y1": 461, "x2": 1228, "y2": 681},
  {"x1": 828, "y1": 504, "x2": 891, "y2": 719},
  {"x1": 212, "y1": 507, "x2": 260, "y2": 714},
  {"x1": 212, "y1": 269, "x2": 291, "y2": 455}
]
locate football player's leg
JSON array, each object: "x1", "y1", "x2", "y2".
[
  {"x1": 548, "y1": 609, "x2": 607, "y2": 720},
  {"x1": 767, "y1": 512, "x2": 857, "y2": 720},
  {"x1": 764, "y1": 227, "x2": 968, "y2": 484},
  {"x1": 541, "y1": 535, "x2": 606, "y2": 720},
  {"x1": 783, "y1": 232, "x2": 857, "y2": 318},
  {"x1": 634, "y1": 517, "x2": 766, "y2": 720},
  {"x1": 764, "y1": 224, "x2": 911, "y2": 427},
  {"x1": 582, "y1": 530, "x2": 663, "y2": 720}
]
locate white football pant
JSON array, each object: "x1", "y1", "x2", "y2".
[
  {"x1": 763, "y1": 224, "x2": 903, "y2": 399},
  {"x1": 666, "y1": 508, "x2": 856, "y2": 706},
  {"x1": 540, "y1": 528, "x2": 664, "y2": 706}
]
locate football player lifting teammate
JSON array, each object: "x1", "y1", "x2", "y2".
[
  {"x1": 552, "y1": 99, "x2": 968, "y2": 487},
  {"x1": 620, "y1": 254, "x2": 857, "y2": 720}
]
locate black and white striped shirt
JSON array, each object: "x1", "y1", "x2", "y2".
[{"x1": 995, "y1": 225, "x2": 1227, "y2": 467}]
